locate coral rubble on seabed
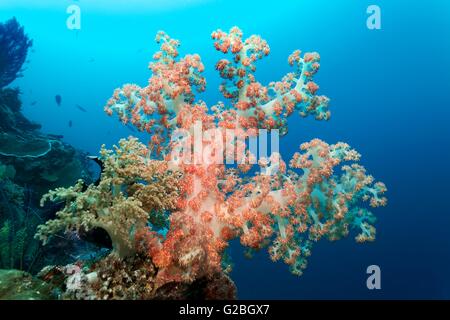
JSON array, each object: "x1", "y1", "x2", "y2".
[
  {"x1": 37, "y1": 253, "x2": 236, "y2": 300},
  {"x1": 0, "y1": 269, "x2": 54, "y2": 300},
  {"x1": 33, "y1": 27, "x2": 387, "y2": 299}
]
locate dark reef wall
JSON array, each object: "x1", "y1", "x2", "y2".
[{"x1": 0, "y1": 88, "x2": 94, "y2": 273}]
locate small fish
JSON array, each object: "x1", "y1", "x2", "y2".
[
  {"x1": 88, "y1": 57, "x2": 95, "y2": 63},
  {"x1": 75, "y1": 104, "x2": 87, "y2": 112},
  {"x1": 69, "y1": 120, "x2": 73, "y2": 127},
  {"x1": 55, "y1": 94, "x2": 62, "y2": 106},
  {"x1": 30, "y1": 101, "x2": 37, "y2": 106},
  {"x1": 47, "y1": 134, "x2": 64, "y2": 140},
  {"x1": 126, "y1": 124, "x2": 136, "y2": 133}
]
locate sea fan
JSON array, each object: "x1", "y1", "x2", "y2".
[{"x1": 0, "y1": 17, "x2": 33, "y2": 88}]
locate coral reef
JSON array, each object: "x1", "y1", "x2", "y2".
[
  {"x1": 0, "y1": 88, "x2": 93, "y2": 197},
  {"x1": 0, "y1": 18, "x2": 33, "y2": 88},
  {"x1": 0, "y1": 88, "x2": 94, "y2": 273},
  {"x1": 36, "y1": 27, "x2": 387, "y2": 298}
]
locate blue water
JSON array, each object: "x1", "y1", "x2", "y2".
[{"x1": 1, "y1": 0, "x2": 449, "y2": 299}]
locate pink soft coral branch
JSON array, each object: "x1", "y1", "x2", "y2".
[
  {"x1": 105, "y1": 31, "x2": 206, "y2": 154},
  {"x1": 211, "y1": 27, "x2": 330, "y2": 135}
]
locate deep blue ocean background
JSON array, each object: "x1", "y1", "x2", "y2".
[{"x1": 1, "y1": 0, "x2": 449, "y2": 299}]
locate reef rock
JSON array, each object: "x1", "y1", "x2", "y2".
[{"x1": 0, "y1": 269, "x2": 55, "y2": 300}]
